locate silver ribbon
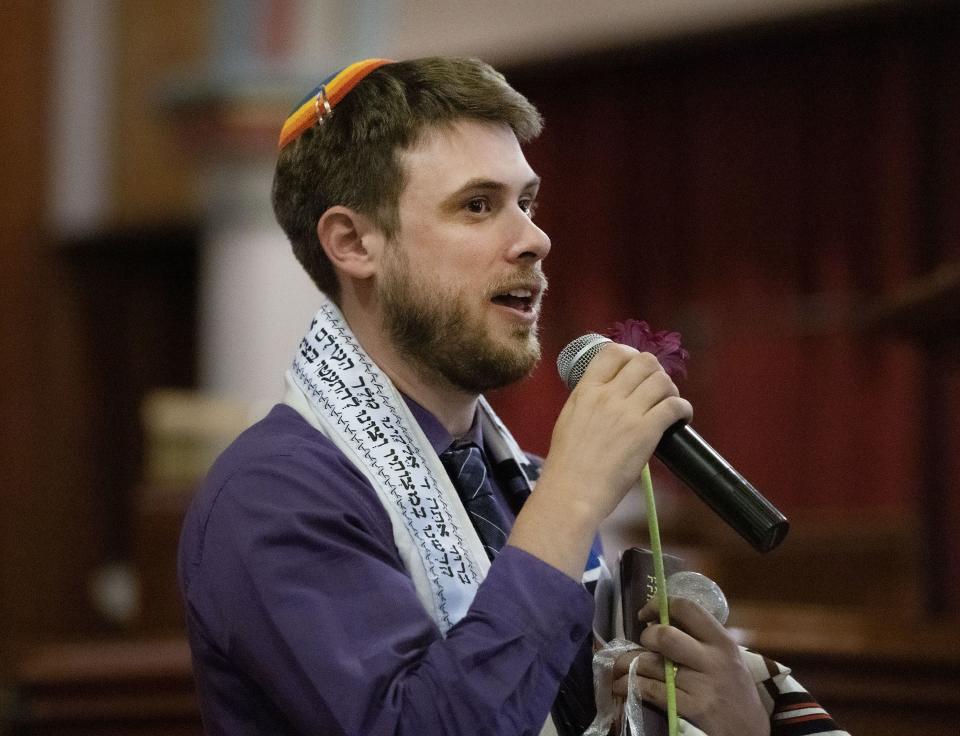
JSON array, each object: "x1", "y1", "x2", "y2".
[
  {"x1": 585, "y1": 638, "x2": 708, "y2": 736},
  {"x1": 583, "y1": 638, "x2": 645, "y2": 736}
]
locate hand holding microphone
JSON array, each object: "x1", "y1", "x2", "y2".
[
  {"x1": 539, "y1": 342, "x2": 694, "y2": 525},
  {"x1": 511, "y1": 341, "x2": 693, "y2": 581},
  {"x1": 557, "y1": 334, "x2": 789, "y2": 553}
]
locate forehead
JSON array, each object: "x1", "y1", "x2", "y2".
[{"x1": 398, "y1": 119, "x2": 537, "y2": 199}]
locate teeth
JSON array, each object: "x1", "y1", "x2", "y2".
[{"x1": 506, "y1": 289, "x2": 533, "y2": 298}]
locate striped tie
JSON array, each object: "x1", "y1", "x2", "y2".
[{"x1": 440, "y1": 442, "x2": 511, "y2": 560}]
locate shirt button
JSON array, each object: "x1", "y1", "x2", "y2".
[{"x1": 570, "y1": 625, "x2": 586, "y2": 642}]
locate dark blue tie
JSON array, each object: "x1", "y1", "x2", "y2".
[{"x1": 440, "y1": 442, "x2": 511, "y2": 561}]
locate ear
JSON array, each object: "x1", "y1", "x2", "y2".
[{"x1": 316, "y1": 206, "x2": 384, "y2": 281}]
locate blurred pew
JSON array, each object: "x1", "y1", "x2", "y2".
[
  {"x1": 13, "y1": 638, "x2": 199, "y2": 736},
  {"x1": 12, "y1": 604, "x2": 958, "y2": 735},
  {"x1": 12, "y1": 469, "x2": 952, "y2": 735},
  {"x1": 731, "y1": 603, "x2": 960, "y2": 736}
]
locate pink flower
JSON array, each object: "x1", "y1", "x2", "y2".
[{"x1": 605, "y1": 319, "x2": 689, "y2": 379}]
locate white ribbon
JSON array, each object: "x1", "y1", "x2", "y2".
[
  {"x1": 584, "y1": 638, "x2": 644, "y2": 736},
  {"x1": 585, "y1": 639, "x2": 706, "y2": 736}
]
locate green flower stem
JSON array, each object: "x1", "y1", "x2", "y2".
[{"x1": 641, "y1": 463, "x2": 677, "y2": 736}]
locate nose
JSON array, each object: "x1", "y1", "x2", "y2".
[{"x1": 508, "y1": 213, "x2": 551, "y2": 264}]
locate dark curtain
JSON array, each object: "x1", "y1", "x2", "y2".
[{"x1": 488, "y1": 6, "x2": 960, "y2": 608}]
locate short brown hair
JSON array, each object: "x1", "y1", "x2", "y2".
[{"x1": 271, "y1": 57, "x2": 543, "y2": 300}]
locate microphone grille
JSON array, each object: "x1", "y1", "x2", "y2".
[{"x1": 556, "y1": 333, "x2": 611, "y2": 390}]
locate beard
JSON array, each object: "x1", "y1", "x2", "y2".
[{"x1": 379, "y1": 247, "x2": 544, "y2": 394}]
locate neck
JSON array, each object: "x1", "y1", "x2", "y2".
[
  {"x1": 337, "y1": 292, "x2": 479, "y2": 438},
  {"x1": 388, "y1": 364, "x2": 479, "y2": 439}
]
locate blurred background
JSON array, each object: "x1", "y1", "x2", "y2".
[{"x1": 1, "y1": 0, "x2": 958, "y2": 734}]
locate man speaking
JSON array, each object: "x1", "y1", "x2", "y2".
[{"x1": 178, "y1": 57, "x2": 846, "y2": 736}]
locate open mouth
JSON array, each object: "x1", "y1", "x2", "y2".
[{"x1": 491, "y1": 287, "x2": 538, "y2": 314}]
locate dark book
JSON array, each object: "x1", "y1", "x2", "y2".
[
  {"x1": 619, "y1": 546, "x2": 686, "y2": 643},
  {"x1": 617, "y1": 547, "x2": 686, "y2": 735}
]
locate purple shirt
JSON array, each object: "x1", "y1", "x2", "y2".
[{"x1": 178, "y1": 402, "x2": 595, "y2": 735}]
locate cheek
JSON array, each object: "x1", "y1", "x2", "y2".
[
  {"x1": 448, "y1": 242, "x2": 500, "y2": 280},
  {"x1": 397, "y1": 224, "x2": 497, "y2": 288},
  {"x1": 417, "y1": 252, "x2": 488, "y2": 290}
]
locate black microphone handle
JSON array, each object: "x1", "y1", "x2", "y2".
[{"x1": 654, "y1": 421, "x2": 789, "y2": 553}]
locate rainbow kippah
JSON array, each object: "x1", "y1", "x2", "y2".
[{"x1": 278, "y1": 58, "x2": 394, "y2": 149}]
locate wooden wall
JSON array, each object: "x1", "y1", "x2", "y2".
[
  {"x1": 0, "y1": 0, "x2": 54, "y2": 684},
  {"x1": 0, "y1": 0, "x2": 206, "y2": 692}
]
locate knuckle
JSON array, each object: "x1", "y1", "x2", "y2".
[
  {"x1": 669, "y1": 595, "x2": 696, "y2": 618},
  {"x1": 637, "y1": 352, "x2": 662, "y2": 372},
  {"x1": 606, "y1": 343, "x2": 638, "y2": 361},
  {"x1": 666, "y1": 396, "x2": 693, "y2": 420},
  {"x1": 659, "y1": 626, "x2": 684, "y2": 650},
  {"x1": 645, "y1": 368, "x2": 669, "y2": 389},
  {"x1": 638, "y1": 650, "x2": 661, "y2": 667},
  {"x1": 638, "y1": 625, "x2": 658, "y2": 649},
  {"x1": 614, "y1": 651, "x2": 638, "y2": 673},
  {"x1": 716, "y1": 631, "x2": 742, "y2": 658},
  {"x1": 640, "y1": 623, "x2": 679, "y2": 651},
  {"x1": 634, "y1": 652, "x2": 658, "y2": 677}
]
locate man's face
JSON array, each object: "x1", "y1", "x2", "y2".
[{"x1": 378, "y1": 119, "x2": 551, "y2": 394}]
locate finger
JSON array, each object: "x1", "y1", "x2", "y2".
[
  {"x1": 573, "y1": 342, "x2": 638, "y2": 388},
  {"x1": 638, "y1": 621, "x2": 708, "y2": 672},
  {"x1": 612, "y1": 650, "x2": 640, "y2": 678},
  {"x1": 639, "y1": 393, "x2": 693, "y2": 430},
  {"x1": 636, "y1": 675, "x2": 698, "y2": 716},
  {"x1": 637, "y1": 596, "x2": 664, "y2": 625},
  {"x1": 639, "y1": 596, "x2": 730, "y2": 648},
  {"x1": 628, "y1": 650, "x2": 666, "y2": 681},
  {"x1": 635, "y1": 675, "x2": 669, "y2": 710},
  {"x1": 667, "y1": 596, "x2": 732, "y2": 645},
  {"x1": 606, "y1": 351, "x2": 669, "y2": 399},
  {"x1": 612, "y1": 674, "x2": 629, "y2": 697},
  {"x1": 613, "y1": 652, "x2": 666, "y2": 697}
]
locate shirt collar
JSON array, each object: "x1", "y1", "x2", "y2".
[{"x1": 402, "y1": 395, "x2": 484, "y2": 455}]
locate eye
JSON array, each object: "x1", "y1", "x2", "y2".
[
  {"x1": 519, "y1": 197, "x2": 538, "y2": 219},
  {"x1": 465, "y1": 197, "x2": 491, "y2": 214}
]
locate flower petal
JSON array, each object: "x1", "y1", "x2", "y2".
[{"x1": 605, "y1": 319, "x2": 689, "y2": 379}]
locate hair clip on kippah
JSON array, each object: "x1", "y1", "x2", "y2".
[
  {"x1": 314, "y1": 86, "x2": 333, "y2": 124},
  {"x1": 278, "y1": 58, "x2": 394, "y2": 149}
]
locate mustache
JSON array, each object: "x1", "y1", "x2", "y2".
[{"x1": 486, "y1": 270, "x2": 549, "y2": 299}]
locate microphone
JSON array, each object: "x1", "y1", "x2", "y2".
[{"x1": 557, "y1": 334, "x2": 789, "y2": 553}]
